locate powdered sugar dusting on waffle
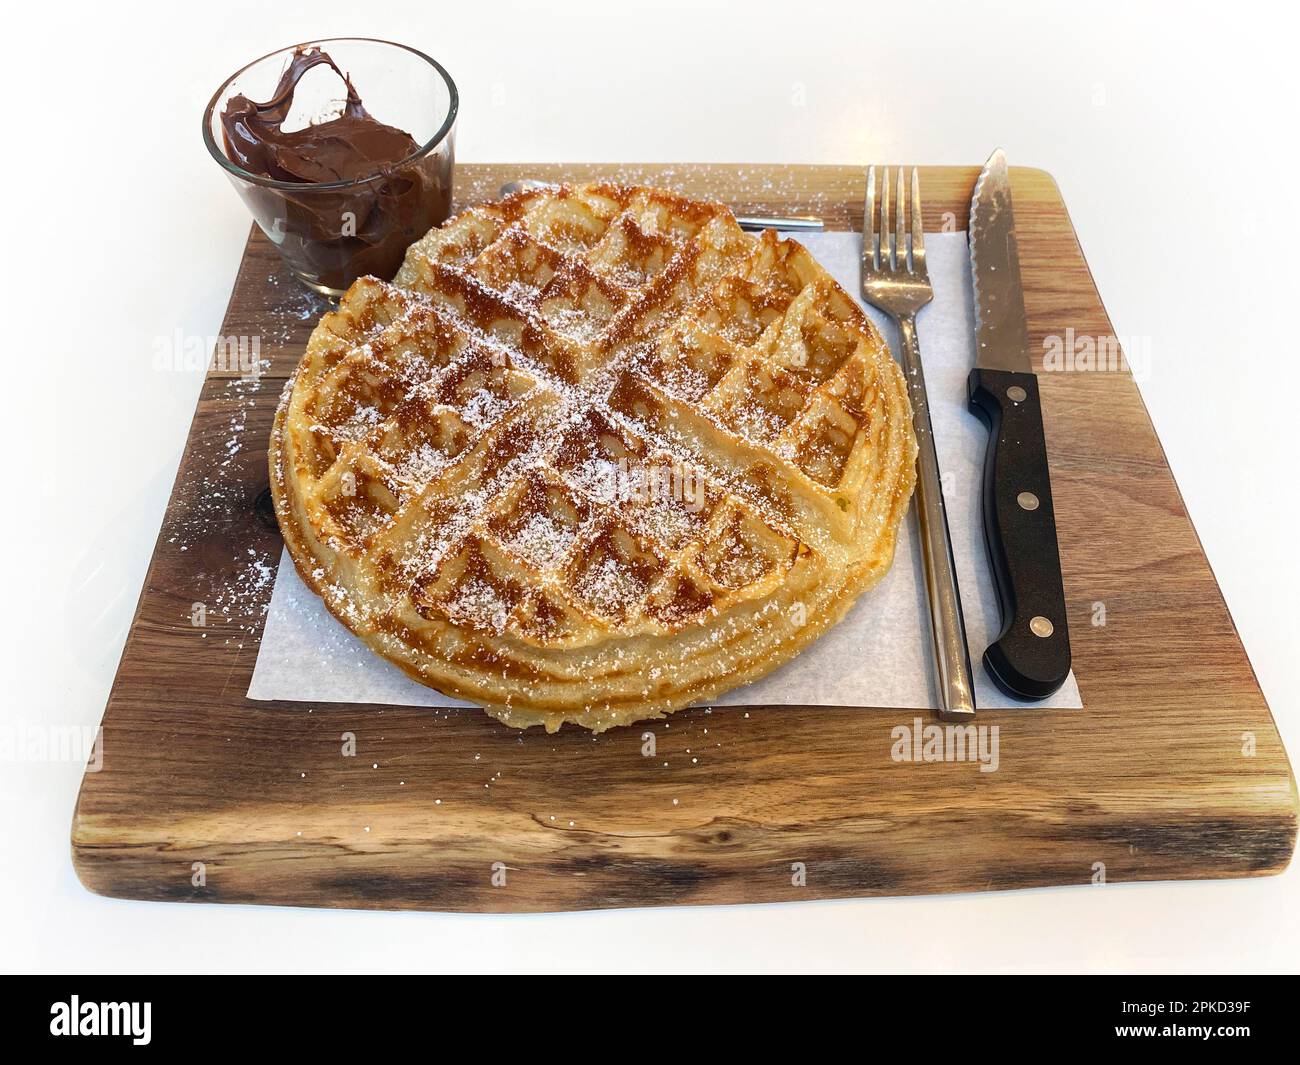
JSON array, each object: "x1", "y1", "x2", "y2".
[{"x1": 271, "y1": 182, "x2": 917, "y2": 731}]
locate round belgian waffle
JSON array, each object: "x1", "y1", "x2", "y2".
[{"x1": 270, "y1": 182, "x2": 917, "y2": 731}]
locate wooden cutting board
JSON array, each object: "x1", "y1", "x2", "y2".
[{"x1": 71, "y1": 164, "x2": 1297, "y2": 912}]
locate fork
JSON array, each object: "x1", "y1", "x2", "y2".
[{"x1": 862, "y1": 167, "x2": 975, "y2": 719}]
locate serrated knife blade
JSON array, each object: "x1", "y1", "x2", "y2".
[{"x1": 970, "y1": 148, "x2": 1031, "y2": 373}]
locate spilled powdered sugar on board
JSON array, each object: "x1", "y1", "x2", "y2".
[{"x1": 160, "y1": 275, "x2": 332, "y2": 651}]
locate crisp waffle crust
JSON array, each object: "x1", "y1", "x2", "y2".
[{"x1": 270, "y1": 183, "x2": 917, "y2": 731}]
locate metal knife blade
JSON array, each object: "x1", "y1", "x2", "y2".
[
  {"x1": 965, "y1": 148, "x2": 1072, "y2": 701},
  {"x1": 969, "y1": 148, "x2": 1031, "y2": 373}
]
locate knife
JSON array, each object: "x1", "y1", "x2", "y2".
[{"x1": 966, "y1": 149, "x2": 1071, "y2": 699}]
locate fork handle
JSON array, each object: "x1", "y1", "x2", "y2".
[{"x1": 898, "y1": 314, "x2": 976, "y2": 719}]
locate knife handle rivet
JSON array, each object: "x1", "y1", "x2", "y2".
[
  {"x1": 1007, "y1": 385, "x2": 1027, "y2": 402},
  {"x1": 1017, "y1": 491, "x2": 1040, "y2": 511},
  {"x1": 1030, "y1": 616, "x2": 1055, "y2": 638}
]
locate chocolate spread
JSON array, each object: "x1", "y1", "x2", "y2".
[{"x1": 220, "y1": 47, "x2": 451, "y2": 293}]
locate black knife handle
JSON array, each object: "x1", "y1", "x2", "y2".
[{"x1": 967, "y1": 368, "x2": 1071, "y2": 700}]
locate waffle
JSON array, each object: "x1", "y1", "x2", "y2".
[{"x1": 270, "y1": 182, "x2": 917, "y2": 731}]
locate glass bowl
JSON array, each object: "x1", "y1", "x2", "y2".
[{"x1": 203, "y1": 38, "x2": 457, "y2": 296}]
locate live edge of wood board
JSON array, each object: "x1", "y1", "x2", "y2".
[{"x1": 71, "y1": 163, "x2": 1298, "y2": 913}]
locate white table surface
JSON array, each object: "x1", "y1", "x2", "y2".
[{"x1": 5, "y1": 0, "x2": 1297, "y2": 974}]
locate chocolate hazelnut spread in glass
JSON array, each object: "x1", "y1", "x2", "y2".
[
  {"x1": 221, "y1": 49, "x2": 421, "y2": 185},
  {"x1": 204, "y1": 40, "x2": 457, "y2": 296}
]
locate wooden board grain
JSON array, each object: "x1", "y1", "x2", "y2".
[{"x1": 71, "y1": 164, "x2": 1298, "y2": 912}]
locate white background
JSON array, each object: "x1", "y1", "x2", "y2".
[{"x1": 4, "y1": 0, "x2": 1297, "y2": 973}]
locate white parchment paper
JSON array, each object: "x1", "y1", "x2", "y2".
[{"x1": 247, "y1": 231, "x2": 1082, "y2": 710}]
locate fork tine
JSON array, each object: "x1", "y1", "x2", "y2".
[
  {"x1": 864, "y1": 166, "x2": 877, "y2": 269},
  {"x1": 910, "y1": 166, "x2": 926, "y2": 275},
  {"x1": 895, "y1": 167, "x2": 907, "y2": 272},
  {"x1": 879, "y1": 167, "x2": 892, "y2": 269}
]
